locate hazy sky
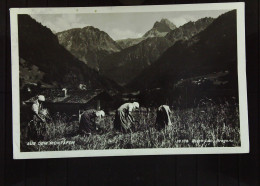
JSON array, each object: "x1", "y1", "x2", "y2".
[{"x1": 30, "y1": 10, "x2": 229, "y2": 40}]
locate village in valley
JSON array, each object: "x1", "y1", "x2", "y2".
[{"x1": 19, "y1": 10, "x2": 241, "y2": 151}]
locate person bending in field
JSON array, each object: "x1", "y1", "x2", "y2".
[
  {"x1": 113, "y1": 102, "x2": 139, "y2": 133},
  {"x1": 79, "y1": 109, "x2": 105, "y2": 134},
  {"x1": 155, "y1": 105, "x2": 172, "y2": 130},
  {"x1": 28, "y1": 95, "x2": 49, "y2": 140}
]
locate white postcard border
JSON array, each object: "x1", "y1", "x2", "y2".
[{"x1": 10, "y1": 2, "x2": 249, "y2": 159}]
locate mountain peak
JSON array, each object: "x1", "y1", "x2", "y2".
[
  {"x1": 153, "y1": 18, "x2": 176, "y2": 31},
  {"x1": 160, "y1": 18, "x2": 169, "y2": 22},
  {"x1": 143, "y1": 18, "x2": 176, "y2": 38},
  {"x1": 56, "y1": 25, "x2": 122, "y2": 70},
  {"x1": 82, "y1": 25, "x2": 99, "y2": 31},
  {"x1": 159, "y1": 18, "x2": 176, "y2": 29}
]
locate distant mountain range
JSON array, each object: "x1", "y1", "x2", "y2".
[
  {"x1": 18, "y1": 15, "x2": 120, "y2": 91},
  {"x1": 56, "y1": 27, "x2": 122, "y2": 71},
  {"x1": 54, "y1": 17, "x2": 213, "y2": 86},
  {"x1": 100, "y1": 17, "x2": 214, "y2": 85},
  {"x1": 128, "y1": 10, "x2": 237, "y2": 92},
  {"x1": 56, "y1": 18, "x2": 177, "y2": 71},
  {"x1": 116, "y1": 18, "x2": 176, "y2": 49}
]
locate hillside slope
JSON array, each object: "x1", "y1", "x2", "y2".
[
  {"x1": 18, "y1": 15, "x2": 120, "y2": 91},
  {"x1": 100, "y1": 37, "x2": 173, "y2": 85}
]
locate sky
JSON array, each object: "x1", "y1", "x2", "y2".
[{"x1": 30, "y1": 10, "x2": 230, "y2": 40}]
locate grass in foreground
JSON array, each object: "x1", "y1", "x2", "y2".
[{"x1": 21, "y1": 100, "x2": 240, "y2": 151}]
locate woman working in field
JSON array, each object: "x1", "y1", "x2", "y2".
[
  {"x1": 113, "y1": 102, "x2": 139, "y2": 133},
  {"x1": 29, "y1": 95, "x2": 50, "y2": 140},
  {"x1": 79, "y1": 109, "x2": 105, "y2": 134},
  {"x1": 155, "y1": 105, "x2": 172, "y2": 130}
]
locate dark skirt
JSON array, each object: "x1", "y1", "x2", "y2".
[
  {"x1": 113, "y1": 109, "x2": 132, "y2": 133},
  {"x1": 155, "y1": 109, "x2": 170, "y2": 130},
  {"x1": 79, "y1": 110, "x2": 97, "y2": 134}
]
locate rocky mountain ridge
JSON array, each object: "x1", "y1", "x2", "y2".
[
  {"x1": 56, "y1": 26, "x2": 122, "y2": 70},
  {"x1": 166, "y1": 17, "x2": 214, "y2": 44}
]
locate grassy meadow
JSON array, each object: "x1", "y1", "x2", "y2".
[{"x1": 21, "y1": 100, "x2": 241, "y2": 152}]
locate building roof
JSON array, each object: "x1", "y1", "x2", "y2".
[{"x1": 25, "y1": 89, "x2": 107, "y2": 104}]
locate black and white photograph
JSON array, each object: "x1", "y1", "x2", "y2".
[{"x1": 10, "y1": 3, "x2": 249, "y2": 159}]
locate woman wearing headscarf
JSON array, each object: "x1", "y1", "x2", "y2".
[
  {"x1": 28, "y1": 95, "x2": 48, "y2": 140},
  {"x1": 155, "y1": 105, "x2": 172, "y2": 130},
  {"x1": 79, "y1": 109, "x2": 105, "y2": 134},
  {"x1": 113, "y1": 102, "x2": 139, "y2": 133}
]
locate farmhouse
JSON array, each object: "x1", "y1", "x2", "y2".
[{"x1": 25, "y1": 88, "x2": 114, "y2": 114}]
